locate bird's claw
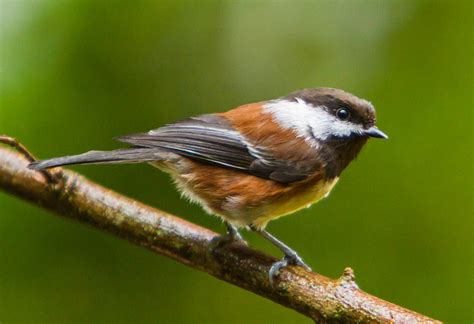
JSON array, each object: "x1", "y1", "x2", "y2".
[
  {"x1": 209, "y1": 232, "x2": 247, "y2": 251},
  {"x1": 268, "y1": 253, "x2": 312, "y2": 286}
]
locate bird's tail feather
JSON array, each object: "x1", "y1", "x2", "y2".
[{"x1": 28, "y1": 148, "x2": 162, "y2": 170}]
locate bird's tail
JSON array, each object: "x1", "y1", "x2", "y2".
[{"x1": 28, "y1": 148, "x2": 162, "y2": 170}]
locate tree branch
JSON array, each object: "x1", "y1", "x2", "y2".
[{"x1": 0, "y1": 142, "x2": 439, "y2": 323}]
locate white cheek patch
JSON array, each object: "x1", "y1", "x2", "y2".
[
  {"x1": 264, "y1": 99, "x2": 364, "y2": 141},
  {"x1": 328, "y1": 118, "x2": 365, "y2": 139}
]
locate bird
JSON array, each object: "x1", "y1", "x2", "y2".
[{"x1": 29, "y1": 87, "x2": 387, "y2": 282}]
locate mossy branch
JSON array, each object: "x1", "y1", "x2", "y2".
[{"x1": 0, "y1": 138, "x2": 439, "y2": 323}]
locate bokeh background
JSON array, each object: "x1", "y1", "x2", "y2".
[{"x1": 1, "y1": 0, "x2": 472, "y2": 322}]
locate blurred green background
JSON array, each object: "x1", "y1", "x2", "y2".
[{"x1": 1, "y1": 0, "x2": 472, "y2": 322}]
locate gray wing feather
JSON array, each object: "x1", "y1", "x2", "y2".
[{"x1": 116, "y1": 114, "x2": 310, "y2": 183}]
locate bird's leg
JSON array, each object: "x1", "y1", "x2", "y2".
[
  {"x1": 210, "y1": 222, "x2": 247, "y2": 250},
  {"x1": 251, "y1": 226, "x2": 312, "y2": 284},
  {"x1": 224, "y1": 222, "x2": 245, "y2": 242}
]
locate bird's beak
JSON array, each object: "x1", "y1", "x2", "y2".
[{"x1": 365, "y1": 127, "x2": 388, "y2": 139}]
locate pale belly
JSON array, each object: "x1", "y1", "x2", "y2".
[
  {"x1": 176, "y1": 173, "x2": 339, "y2": 230},
  {"x1": 152, "y1": 159, "x2": 339, "y2": 230},
  {"x1": 247, "y1": 177, "x2": 339, "y2": 229}
]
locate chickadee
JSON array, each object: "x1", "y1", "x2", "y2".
[{"x1": 29, "y1": 87, "x2": 387, "y2": 281}]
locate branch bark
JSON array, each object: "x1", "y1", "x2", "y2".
[{"x1": 0, "y1": 143, "x2": 439, "y2": 323}]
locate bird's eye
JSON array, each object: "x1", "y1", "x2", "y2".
[{"x1": 336, "y1": 108, "x2": 350, "y2": 120}]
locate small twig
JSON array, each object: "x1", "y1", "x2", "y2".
[
  {"x1": 0, "y1": 141, "x2": 440, "y2": 323},
  {"x1": 0, "y1": 135, "x2": 61, "y2": 183}
]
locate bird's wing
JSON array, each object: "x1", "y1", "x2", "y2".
[{"x1": 115, "y1": 114, "x2": 314, "y2": 183}]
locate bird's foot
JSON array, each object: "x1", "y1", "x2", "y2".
[
  {"x1": 269, "y1": 253, "x2": 312, "y2": 286},
  {"x1": 209, "y1": 229, "x2": 247, "y2": 251}
]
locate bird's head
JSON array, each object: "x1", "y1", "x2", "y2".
[
  {"x1": 266, "y1": 87, "x2": 387, "y2": 142},
  {"x1": 264, "y1": 87, "x2": 387, "y2": 174}
]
